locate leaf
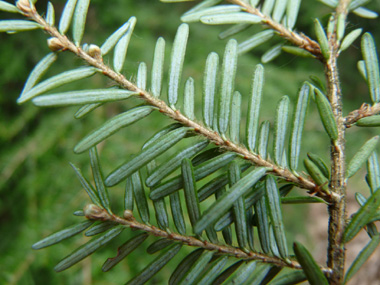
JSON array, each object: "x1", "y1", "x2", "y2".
[
  {"x1": 304, "y1": 158, "x2": 329, "y2": 192},
  {"x1": 289, "y1": 84, "x2": 309, "y2": 170},
  {"x1": 260, "y1": 266, "x2": 283, "y2": 284},
  {"x1": 349, "y1": 0, "x2": 371, "y2": 10},
  {"x1": 272, "y1": 0, "x2": 287, "y2": 22},
  {"x1": 270, "y1": 270, "x2": 306, "y2": 285},
  {"x1": 136, "y1": 62, "x2": 147, "y2": 90},
  {"x1": 85, "y1": 221, "x2": 116, "y2": 236},
  {"x1": 246, "y1": 64, "x2": 264, "y2": 152},
  {"x1": 258, "y1": 121, "x2": 270, "y2": 159},
  {"x1": 179, "y1": 251, "x2": 214, "y2": 284},
  {"x1": 345, "y1": 235, "x2": 380, "y2": 283},
  {"x1": 18, "y1": 67, "x2": 98, "y2": 104},
  {"x1": 229, "y1": 161, "x2": 248, "y2": 249},
  {"x1": 213, "y1": 261, "x2": 243, "y2": 284},
  {"x1": 347, "y1": 136, "x2": 379, "y2": 178},
  {"x1": 261, "y1": 43, "x2": 283, "y2": 63},
  {"x1": 219, "y1": 39, "x2": 238, "y2": 136},
  {"x1": 314, "y1": 19, "x2": 330, "y2": 59},
  {"x1": 356, "y1": 115, "x2": 380, "y2": 127},
  {"x1": 89, "y1": 147, "x2": 111, "y2": 212},
  {"x1": 126, "y1": 244, "x2": 182, "y2": 285},
  {"x1": 168, "y1": 23, "x2": 189, "y2": 108},
  {"x1": 246, "y1": 264, "x2": 272, "y2": 283},
  {"x1": 74, "y1": 103, "x2": 102, "y2": 119},
  {"x1": 229, "y1": 261, "x2": 258, "y2": 284},
  {"x1": 282, "y1": 46, "x2": 315, "y2": 58},
  {"x1": 265, "y1": 176, "x2": 288, "y2": 258},
  {"x1": 203, "y1": 52, "x2": 219, "y2": 128},
  {"x1": 102, "y1": 233, "x2": 148, "y2": 272},
  {"x1": 184, "y1": 77, "x2": 195, "y2": 120},
  {"x1": 32, "y1": 89, "x2": 137, "y2": 106},
  {"x1": 32, "y1": 220, "x2": 94, "y2": 249},
  {"x1": 0, "y1": 1, "x2": 19, "y2": 13},
  {"x1": 274, "y1": 96, "x2": 290, "y2": 165},
  {"x1": 151, "y1": 37, "x2": 165, "y2": 98},
  {"x1": 336, "y1": 14, "x2": 345, "y2": 42},
  {"x1": 182, "y1": 0, "x2": 222, "y2": 15},
  {"x1": 357, "y1": 60, "x2": 367, "y2": 80},
  {"x1": 182, "y1": 159, "x2": 201, "y2": 230},
  {"x1": 46, "y1": 2, "x2": 55, "y2": 26},
  {"x1": 100, "y1": 20, "x2": 131, "y2": 55},
  {"x1": 146, "y1": 140, "x2": 208, "y2": 187},
  {"x1": 147, "y1": 238, "x2": 174, "y2": 254},
  {"x1": 169, "y1": 249, "x2": 204, "y2": 285},
  {"x1": 75, "y1": 106, "x2": 154, "y2": 153},
  {"x1": 353, "y1": 7, "x2": 378, "y2": 19},
  {"x1": 196, "y1": 256, "x2": 228, "y2": 285},
  {"x1": 19, "y1": 53, "x2": 57, "y2": 99},
  {"x1": 343, "y1": 188, "x2": 380, "y2": 242},
  {"x1": 314, "y1": 89, "x2": 338, "y2": 141},
  {"x1": 281, "y1": 196, "x2": 327, "y2": 204},
  {"x1": 181, "y1": 5, "x2": 242, "y2": 23},
  {"x1": 262, "y1": 0, "x2": 275, "y2": 15},
  {"x1": 307, "y1": 152, "x2": 330, "y2": 179},
  {"x1": 0, "y1": 20, "x2": 42, "y2": 33},
  {"x1": 286, "y1": 0, "x2": 301, "y2": 29},
  {"x1": 131, "y1": 171, "x2": 150, "y2": 223},
  {"x1": 113, "y1": 17, "x2": 137, "y2": 73},
  {"x1": 317, "y1": 0, "x2": 338, "y2": 8},
  {"x1": 339, "y1": 28, "x2": 362, "y2": 52},
  {"x1": 200, "y1": 13, "x2": 262, "y2": 25},
  {"x1": 70, "y1": 163, "x2": 101, "y2": 206},
  {"x1": 72, "y1": 0, "x2": 90, "y2": 45},
  {"x1": 219, "y1": 23, "x2": 250, "y2": 40},
  {"x1": 58, "y1": 0, "x2": 78, "y2": 34},
  {"x1": 362, "y1": 33, "x2": 380, "y2": 102},
  {"x1": 230, "y1": 91, "x2": 241, "y2": 143},
  {"x1": 106, "y1": 127, "x2": 189, "y2": 186},
  {"x1": 367, "y1": 151, "x2": 380, "y2": 192},
  {"x1": 238, "y1": 30, "x2": 275, "y2": 55},
  {"x1": 170, "y1": 192, "x2": 187, "y2": 234},
  {"x1": 293, "y1": 242, "x2": 329, "y2": 285},
  {"x1": 54, "y1": 226, "x2": 124, "y2": 272},
  {"x1": 194, "y1": 167, "x2": 267, "y2": 234}
]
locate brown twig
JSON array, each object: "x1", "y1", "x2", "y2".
[
  {"x1": 83, "y1": 204, "x2": 334, "y2": 274},
  {"x1": 344, "y1": 103, "x2": 380, "y2": 127},
  {"x1": 227, "y1": 0, "x2": 322, "y2": 56}
]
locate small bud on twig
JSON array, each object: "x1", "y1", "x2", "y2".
[
  {"x1": 123, "y1": 209, "x2": 134, "y2": 221},
  {"x1": 84, "y1": 204, "x2": 108, "y2": 220},
  {"x1": 88, "y1": 44, "x2": 103, "y2": 62},
  {"x1": 47, "y1": 37, "x2": 65, "y2": 52},
  {"x1": 16, "y1": 0, "x2": 33, "y2": 14}
]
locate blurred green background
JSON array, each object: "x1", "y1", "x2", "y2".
[{"x1": 1, "y1": 0, "x2": 379, "y2": 284}]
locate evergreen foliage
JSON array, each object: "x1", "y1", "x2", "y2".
[{"x1": 1, "y1": 0, "x2": 380, "y2": 283}]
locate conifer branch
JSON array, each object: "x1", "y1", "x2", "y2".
[
  {"x1": 16, "y1": 1, "x2": 337, "y2": 200},
  {"x1": 83, "y1": 203, "x2": 333, "y2": 274},
  {"x1": 227, "y1": 0, "x2": 322, "y2": 57}
]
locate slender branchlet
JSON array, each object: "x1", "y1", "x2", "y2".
[
  {"x1": 82, "y1": 203, "x2": 333, "y2": 274},
  {"x1": 344, "y1": 102, "x2": 380, "y2": 126},
  {"x1": 228, "y1": 0, "x2": 322, "y2": 56}
]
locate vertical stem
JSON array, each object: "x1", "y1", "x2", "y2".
[
  {"x1": 326, "y1": 1, "x2": 351, "y2": 283},
  {"x1": 326, "y1": 54, "x2": 346, "y2": 284}
]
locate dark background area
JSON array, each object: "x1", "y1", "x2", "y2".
[{"x1": 0, "y1": 0, "x2": 379, "y2": 284}]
